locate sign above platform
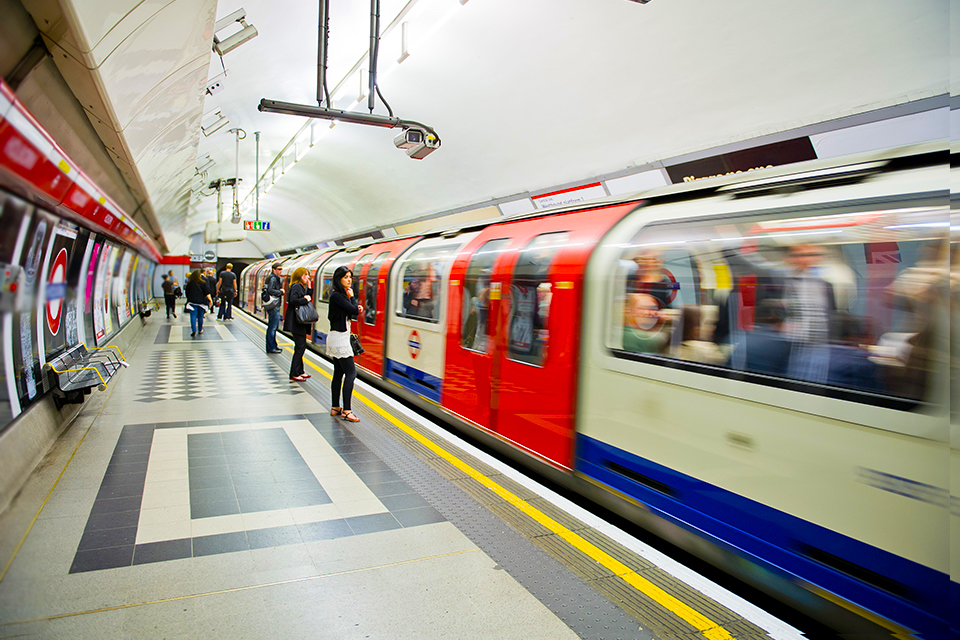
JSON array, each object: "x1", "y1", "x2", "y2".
[{"x1": 244, "y1": 220, "x2": 270, "y2": 231}]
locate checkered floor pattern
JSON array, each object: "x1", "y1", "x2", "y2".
[{"x1": 135, "y1": 349, "x2": 305, "y2": 402}]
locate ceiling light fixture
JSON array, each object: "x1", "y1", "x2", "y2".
[{"x1": 213, "y1": 8, "x2": 259, "y2": 56}]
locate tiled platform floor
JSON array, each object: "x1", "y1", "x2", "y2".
[{"x1": 0, "y1": 313, "x2": 589, "y2": 639}]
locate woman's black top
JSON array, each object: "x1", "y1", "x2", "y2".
[
  {"x1": 328, "y1": 291, "x2": 359, "y2": 332},
  {"x1": 283, "y1": 282, "x2": 312, "y2": 332},
  {"x1": 185, "y1": 280, "x2": 208, "y2": 305}
]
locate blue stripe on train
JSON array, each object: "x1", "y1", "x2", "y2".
[
  {"x1": 313, "y1": 330, "x2": 327, "y2": 348},
  {"x1": 575, "y1": 434, "x2": 950, "y2": 637},
  {"x1": 384, "y1": 359, "x2": 442, "y2": 404}
]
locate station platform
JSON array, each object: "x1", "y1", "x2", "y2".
[{"x1": 0, "y1": 310, "x2": 801, "y2": 640}]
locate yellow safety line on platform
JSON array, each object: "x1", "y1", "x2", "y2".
[
  {"x1": 0, "y1": 548, "x2": 481, "y2": 626},
  {"x1": 236, "y1": 312, "x2": 736, "y2": 640}
]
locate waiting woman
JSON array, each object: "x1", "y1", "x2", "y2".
[
  {"x1": 327, "y1": 266, "x2": 363, "y2": 422},
  {"x1": 284, "y1": 267, "x2": 315, "y2": 382},
  {"x1": 185, "y1": 270, "x2": 212, "y2": 338}
]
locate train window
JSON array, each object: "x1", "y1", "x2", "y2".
[
  {"x1": 319, "y1": 253, "x2": 354, "y2": 303},
  {"x1": 462, "y1": 239, "x2": 508, "y2": 353},
  {"x1": 397, "y1": 244, "x2": 458, "y2": 323},
  {"x1": 353, "y1": 253, "x2": 372, "y2": 313},
  {"x1": 508, "y1": 232, "x2": 569, "y2": 366},
  {"x1": 364, "y1": 252, "x2": 390, "y2": 326},
  {"x1": 610, "y1": 202, "x2": 949, "y2": 409}
]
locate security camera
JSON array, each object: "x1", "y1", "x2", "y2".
[
  {"x1": 394, "y1": 127, "x2": 439, "y2": 159},
  {"x1": 394, "y1": 128, "x2": 425, "y2": 150},
  {"x1": 406, "y1": 134, "x2": 440, "y2": 159}
]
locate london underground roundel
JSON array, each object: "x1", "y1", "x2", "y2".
[
  {"x1": 408, "y1": 330, "x2": 421, "y2": 359},
  {"x1": 46, "y1": 248, "x2": 68, "y2": 335}
]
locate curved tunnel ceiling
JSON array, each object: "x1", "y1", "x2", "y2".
[{"x1": 28, "y1": 0, "x2": 951, "y2": 256}]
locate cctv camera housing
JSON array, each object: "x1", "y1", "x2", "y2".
[
  {"x1": 406, "y1": 133, "x2": 440, "y2": 159},
  {"x1": 394, "y1": 128, "x2": 425, "y2": 149}
]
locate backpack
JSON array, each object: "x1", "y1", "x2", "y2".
[{"x1": 262, "y1": 286, "x2": 280, "y2": 311}]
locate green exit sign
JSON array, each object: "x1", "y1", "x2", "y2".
[{"x1": 243, "y1": 220, "x2": 270, "y2": 231}]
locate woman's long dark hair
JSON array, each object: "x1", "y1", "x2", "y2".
[{"x1": 332, "y1": 266, "x2": 352, "y2": 297}]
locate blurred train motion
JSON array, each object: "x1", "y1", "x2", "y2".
[
  {"x1": 0, "y1": 83, "x2": 158, "y2": 429},
  {"x1": 242, "y1": 144, "x2": 957, "y2": 637}
]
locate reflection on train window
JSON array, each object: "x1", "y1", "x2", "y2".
[
  {"x1": 508, "y1": 232, "x2": 569, "y2": 366},
  {"x1": 610, "y1": 204, "x2": 949, "y2": 408},
  {"x1": 397, "y1": 245, "x2": 457, "y2": 323},
  {"x1": 462, "y1": 239, "x2": 508, "y2": 353},
  {"x1": 365, "y1": 252, "x2": 390, "y2": 326},
  {"x1": 353, "y1": 253, "x2": 372, "y2": 318},
  {"x1": 319, "y1": 253, "x2": 354, "y2": 303}
]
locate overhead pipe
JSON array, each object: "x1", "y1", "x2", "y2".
[{"x1": 317, "y1": 0, "x2": 330, "y2": 107}]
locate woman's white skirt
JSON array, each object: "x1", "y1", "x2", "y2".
[{"x1": 326, "y1": 330, "x2": 353, "y2": 359}]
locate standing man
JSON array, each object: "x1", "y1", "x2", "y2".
[
  {"x1": 217, "y1": 263, "x2": 237, "y2": 321},
  {"x1": 264, "y1": 262, "x2": 284, "y2": 353},
  {"x1": 205, "y1": 268, "x2": 218, "y2": 313},
  {"x1": 161, "y1": 274, "x2": 176, "y2": 319}
]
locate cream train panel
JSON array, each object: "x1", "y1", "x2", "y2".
[
  {"x1": 577, "y1": 155, "x2": 949, "y2": 579},
  {"x1": 384, "y1": 233, "x2": 479, "y2": 401}
]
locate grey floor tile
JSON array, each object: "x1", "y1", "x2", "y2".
[
  {"x1": 345, "y1": 513, "x2": 402, "y2": 536},
  {"x1": 70, "y1": 545, "x2": 134, "y2": 572},
  {"x1": 393, "y1": 506, "x2": 447, "y2": 528},
  {"x1": 246, "y1": 525, "x2": 303, "y2": 550},
  {"x1": 191, "y1": 500, "x2": 240, "y2": 519},
  {"x1": 192, "y1": 531, "x2": 249, "y2": 557},
  {"x1": 133, "y1": 538, "x2": 192, "y2": 565},
  {"x1": 297, "y1": 519, "x2": 353, "y2": 542},
  {"x1": 379, "y1": 493, "x2": 431, "y2": 511}
]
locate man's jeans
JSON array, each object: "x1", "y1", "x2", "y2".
[{"x1": 266, "y1": 307, "x2": 281, "y2": 352}]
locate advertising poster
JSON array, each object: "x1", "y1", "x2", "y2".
[
  {"x1": 117, "y1": 251, "x2": 133, "y2": 324},
  {"x1": 85, "y1": 240, "x2": 101, "y2": 343},
  {"x1": 93, "y1": 242, "x2": 111, "y2": 343},
  {"x1": 14, "y1": 214, "x2": 50, "y2": 403}
]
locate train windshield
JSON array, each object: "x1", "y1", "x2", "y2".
[{"x1": 611, "y1": 201, "x2": 949, "y2": 409}]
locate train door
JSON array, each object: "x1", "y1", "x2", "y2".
[
  {"x1": 353, "y1": 238, "x2": 418, "y2": 377},
  {"x1": 348, "y1": 252, "x2": 373, "y2": 368},
  {"x1": 444, "y1": 236, "x2": 512, "y2": 429},
  {"x1": 485, "y1": 205, "x2": 635, "y2": 468}
]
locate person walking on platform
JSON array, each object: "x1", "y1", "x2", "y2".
[
  {"x1": 284, "y1": 267, "x2": 315, "y2": 382},
  {"x1": 185, "y1": 270, "x2": 212, "y2": 337},
  {"x1": 327, "y1": 266, "x2": 363, "y2": 422},
  {"x1": 217, "y1": 263, "x2": 237, "y2": 320},
  {"x1": 161, "y1": 274, "x2": 177, "y2": 319},
  {"x1": 205, "y1": 268, "x2": 218, "y2": 313},
  {"x1": 264, "y1": 262, "x2": 284, "y2": 354}
]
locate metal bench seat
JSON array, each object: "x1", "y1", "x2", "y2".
[{"x1": 44, "y1": 343, "x2": 128, "y2": 406}]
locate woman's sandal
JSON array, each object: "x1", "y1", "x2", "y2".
[
  {"x1": 330, "y1": 407, "x2": 342, "y2": 416},
  {"x1": 289, "y1": 375, "x2": 307, "y2": 382},
  {"x1": 340, "y1": 410, "x2": 360, "y2": 423}
]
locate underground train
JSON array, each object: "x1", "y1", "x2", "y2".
[
  {"x1": 242, "y1": 144, "x2": 955, "y2": 637},
  {"x1": 0, "y1": 81, "x2": 159, "y2": 431}
]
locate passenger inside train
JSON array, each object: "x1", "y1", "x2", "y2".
[{"x1": 615, "y1": 207, "x2": 946, "y2": 406}]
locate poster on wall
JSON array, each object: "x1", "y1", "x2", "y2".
[
  {"x1": 14, "y1": 213, "x2": 51, "y2": 403},
  {"x1": 41, "y1": 221, "x2": 80, "y2": 365},
  {"x1": 0, "y1": 194, "x2": 31, "y2": 426},
  {"x1": 127, "y1": 255, "x2": 139, "y2": 318},
  {"x1": 87, "y1": 240, "x2": 102, "y2": 342},
  {"x1": 117, "y1": 251, "x2": 133, "y2": 324},
  {"x1": 93, "y1": 242, "x2": 112, "y2": 343},
  {"x1": 107, "y1": 246, "x2": 122, "y2": 332}
]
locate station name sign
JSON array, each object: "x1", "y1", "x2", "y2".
[{"x1": 243, "y1": 220, "x2": 271, "y2": 231}]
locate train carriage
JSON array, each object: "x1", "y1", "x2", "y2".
[{"x1": 577, "y1": 148, "x2": 950, "y2": 634}]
